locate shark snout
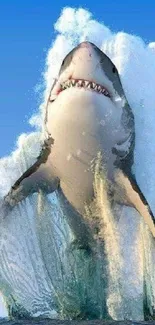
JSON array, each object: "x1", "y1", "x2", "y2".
[
  {"x1": 69, "y1": 43, "x2": 102, "y2": 86},
  {"x1": 75, "y1": 42, "x2": 95, "y2": 61},
  {"x1": 78, "y1": 41, "x2": 93, "y2": 49}
]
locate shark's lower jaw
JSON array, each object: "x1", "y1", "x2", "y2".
[{"x1": 60, "y1": 79, "x2": 111, "y2": 98}]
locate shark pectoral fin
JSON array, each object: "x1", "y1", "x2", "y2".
[
  {"x1": 114, "y1": 169, "x2": 155, "y2": 237},
  {"x1": 3, "y1": 136, "x2": 59, "y2": 213}
]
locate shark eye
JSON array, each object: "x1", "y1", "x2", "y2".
[
  {"x1": 62, "y1": 59, "x2": 65, "y2": 66},
  {"x1": 112, "y1": 66, "x2": 116, "y2": 73}
]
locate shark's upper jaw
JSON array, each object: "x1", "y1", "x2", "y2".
[
  {"x1": 50, "y1": 42, "x2": 114, "y2": 102},
  {"x1": 50, "y1": 78, "x2": 111, "y2": 102},
  {"x1": 60, "y1": 78, "x2": 110, "y2": 97}
]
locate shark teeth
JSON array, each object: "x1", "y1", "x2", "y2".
[{"x1": 61, "y1": 79, "x2": 110, "y2": 98}]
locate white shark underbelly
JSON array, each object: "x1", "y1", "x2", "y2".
[{"x1": 47, "y1": 88, "x2": 122, "y2": 214}]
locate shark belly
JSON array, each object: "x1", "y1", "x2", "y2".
[{"x1": 47, "y1": 89, "x2": 118, "y2": 215}]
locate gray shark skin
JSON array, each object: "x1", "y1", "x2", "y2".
[{"x1": 2, "y1": 41, "x2": 155, "y2": 242}]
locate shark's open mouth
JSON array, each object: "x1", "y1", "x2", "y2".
[{"x1": 60, "y1": 79, "x2": 110, "y2": 98}]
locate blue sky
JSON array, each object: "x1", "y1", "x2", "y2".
[{"x1": 0, "y1": 0, "x2": 155, "y2": 157}]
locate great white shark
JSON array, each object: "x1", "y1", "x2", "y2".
[{"x1": 1, "y1": 41, "x2": 155, "y2": 245}]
